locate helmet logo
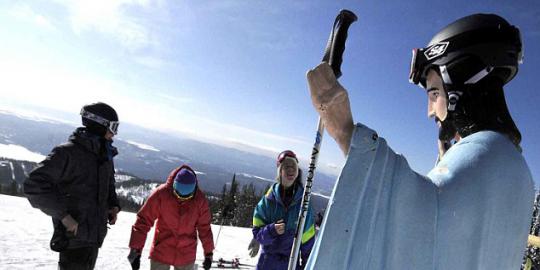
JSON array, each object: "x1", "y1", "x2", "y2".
[{"x1": 424, "y1": 42, "x2": 449, "y2": 60}]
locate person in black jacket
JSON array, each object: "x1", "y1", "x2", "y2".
[{"x1": 24, "y1": 102, "x2": 121, "y2": 270}]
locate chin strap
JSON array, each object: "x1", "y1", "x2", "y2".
[
  {"x1": 438, "y1": 63, "x2": 493, "y2": 112},
  {"x1": 436, "y1": 63, "x2": 493, "y2": 140}
]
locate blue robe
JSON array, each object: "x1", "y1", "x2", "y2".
[{"x1": 306, "y1": 123, "x2": 534, "y2": 269}]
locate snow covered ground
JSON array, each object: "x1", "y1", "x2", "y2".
[
  {"x1": 124, "y1": 140, "x2": 160, "y2": 152},
  {"x1": 0, "y1": 194, "x2": 258, "y2": 269},
  {"x1": 0, "y1": 143, "x2": 45, "y2": 163}
]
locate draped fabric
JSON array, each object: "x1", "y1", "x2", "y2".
[{"x1": 306, "y1": 123, "x2": 534, "y2": 270}]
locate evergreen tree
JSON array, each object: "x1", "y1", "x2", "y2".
[
  {"x1": 9, "y1": 181, "x2": 18, "y2": 196},
  {"x1": 218, "y1": 183, "x2": 228, "y2": 222},
  {"x1": 209, "y1": 184, "x2": 226, "y2": 224},
  {"x1": 117, "y1": 196, "x2": 143, "y2": 213},
  {"x1": 210, "y1": 178, "x2": 275, "y2": 228},
  {"x1": 216, "y1": 174, "x2": 239, "y2": 226},
  {"x1": 234, "y1": 183, "x2": 258, "y2": 227},
  {"x1": 224, "y1": 174, "x2": 238, "y2": 225}
]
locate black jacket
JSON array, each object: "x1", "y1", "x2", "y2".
[{"x1": 24, "y1": 128, "x2": 120, "y2": 248}]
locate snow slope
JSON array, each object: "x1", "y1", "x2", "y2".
[
  {"x1": 0, "y1": 195, "x2": 257, "y2": 269},
  {"x1": 0, "y1": 143, "x2": 45, "y2": 163},
  {"x1": 124, "y1": 140, "x2": 160, "y2": 152}
]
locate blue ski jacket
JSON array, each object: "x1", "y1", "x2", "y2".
[{"x1": 253, "y1": 183, "x2": 315, "y2": 270}]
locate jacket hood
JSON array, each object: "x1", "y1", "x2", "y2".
[
  {"x1": 165, "y1": 165, "x2": 202, "y2": 203},
  {"x1": 165, "y1": 164, "x2": 198, "y2": 186}
]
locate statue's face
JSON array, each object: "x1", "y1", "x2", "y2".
[{"x1": 426, "y1": 69, "x2": 448, "y2": 123}]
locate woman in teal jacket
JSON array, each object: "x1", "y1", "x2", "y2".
[{"x1": 252, "y1": 150, "x2": 315, "y2": 270}]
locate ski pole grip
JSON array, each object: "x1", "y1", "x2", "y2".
[{"x1": 321, "y1": 9, "x2": 358, "y2": 78}]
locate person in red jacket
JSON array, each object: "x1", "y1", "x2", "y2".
[{"x1": 128, "y1": 165, "x2": 214, "y2": 270}]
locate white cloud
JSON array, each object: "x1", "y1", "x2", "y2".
[
  {"x1": 181, "y1": 116, "x2": 311, "y2": 155},
  {"x1": 53, "y1": 0, "x2": 155, "y2": 52},
  {"x1": 223, "y1": 137, "x2": 281, "y2": 156},
  {"x1": 155, "y1": 93, "x2": 195, "y2": 105},
  {"x1": 34, "y1": 15, "x2": 54, "y2": 29},
  {"x1": 8, "y1": 3, "x2": 57, "y2": 31},
  {"x1": 0, "y1": 56, "x2": 122, "y2": 113},
  {"x1": 134, "y1": 56, "x2": 169, "y2": 69}
]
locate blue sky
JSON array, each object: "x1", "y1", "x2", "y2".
[{"x1": 0, "y1": 1, "x2": 538, "y2": 184}]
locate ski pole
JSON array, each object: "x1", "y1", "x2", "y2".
[
  {"x1": 216, "y1": 173, "x2": 237, "y2": 248},
  {"x1": 287, "y1": 9, "x2": 357, "y2": 270},
  {"x1": 215, "y1": 199, "x2": 229, "y2": 248},
  {"x1": 215, "y1": 218, "x2": 225, "y2": 248},
  {"x1": 216, "y1": 203, "x2": 232, "y2": 248}
]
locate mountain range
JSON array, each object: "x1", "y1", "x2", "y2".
[{"x1": 0, "y1": 109, "x2": 334, "y2": 211}]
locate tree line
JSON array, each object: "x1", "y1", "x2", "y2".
[
  {"x1": 208, "y1": 173, "x2": 269, "y2": 228},
  {"x1": 1, "y1": 173, "x2": 267, "y2": 228}
]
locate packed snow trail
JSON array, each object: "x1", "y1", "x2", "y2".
[{"x1": 0, "y1": 195, "x2": 257, "y2": 269}]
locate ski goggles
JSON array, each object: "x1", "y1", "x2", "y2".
[
  {"x1": 408, "y1": 42, "x2": 449, "y2": 88},
  {"x1": 80, "y1": 109, "x2": 120, "y2": 135},
  {"x1": 173, "y1": 187, "x2": 195, "y2": 201},
  {"x1": 409, "y1": 48, "x2": 427, "y2": 87},
  {"x1": 277, "y1": 150, "x2": 298, "y2": 167}
]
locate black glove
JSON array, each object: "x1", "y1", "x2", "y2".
[
  {"x1": 127, "y1": 249, "x2": 141, "y2": 270},
  {"x1": 203, "y1": 253, "x2": 213, "y2": 270},
  {"x1": 248, "y1": 238, "x2": 260, "y2": 257}
]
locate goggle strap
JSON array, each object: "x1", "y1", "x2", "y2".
[
  {"x1": 81, "y1": 109, "x2": 119, "y2": 134},
  {"x1": 439, "y1": 65, "x2": 453, "y2": 84},
  {"x1": 464, "y1": 66, "x2": 493, "y2": 84}
]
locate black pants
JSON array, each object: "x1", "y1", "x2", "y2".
[{"x1": 58, "y1": 246, "x2": 99, "y2": 270}]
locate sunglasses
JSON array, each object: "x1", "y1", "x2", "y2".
[
  {"x1": 80, "y1": 109, "x2": 120, "y2": 135},
  {"x1": 277, "y1": 150, "x2": 298, "y2": 166}
]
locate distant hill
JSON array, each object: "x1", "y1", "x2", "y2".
[{"x1": 0, "y1": 110, "x2": 336, "y2": 197}]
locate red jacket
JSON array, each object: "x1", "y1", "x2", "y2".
[{"x1": 129, "y1": 165, "x2": 214, "y2": 266}]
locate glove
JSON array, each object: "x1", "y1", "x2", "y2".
[
  {"x1": 127, "y1": 249, "x2": 141, "y2": 270},
  {"x1": 248, "y1": 238, "x2": 260, "y2": 257},
  {"x1": 203, "y1": 252, "x2": 213, "y2": 270},
  {"x1": 108, "y1": 206, "x2": 120, "y2": 225},
  {"x1": 306, "y1": 62, "x2": 354, "y2": 155}
]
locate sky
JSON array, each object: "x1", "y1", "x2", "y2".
[{"x1": 0, "y1": 0, "x2": 538, "y2": 184}]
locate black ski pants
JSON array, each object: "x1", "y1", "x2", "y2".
[{"x1": 58, "y1": 246, "x2": 99, "y2": 270}]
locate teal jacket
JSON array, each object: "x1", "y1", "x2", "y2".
[{"x1": 253, "y1": 183, "x2": 315, "y2": 269}]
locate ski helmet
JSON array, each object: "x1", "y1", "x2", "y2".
[
  {"x1": 409, "y1": 13, "x2": 523, "y2": 89},
  {"x1": 409, "y1": 14, "x2": 523, "y2": 145},
  {"x1": 80, "y1": 102, "x2": 119, "y2": 136}
]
